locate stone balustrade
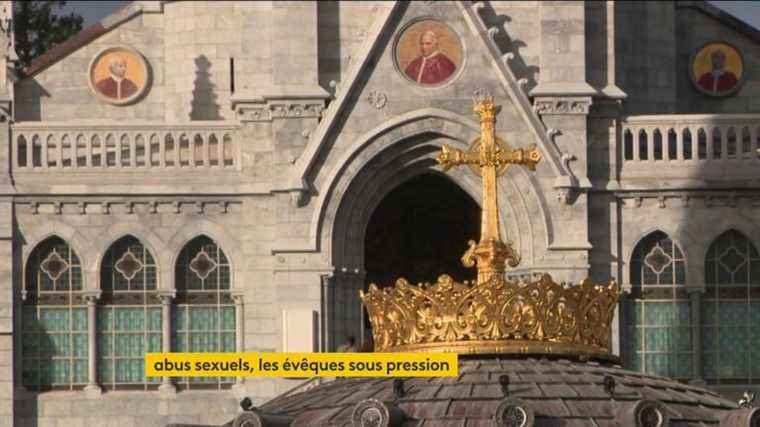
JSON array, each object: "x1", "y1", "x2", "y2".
[
  {"x1": 621, "y1": 114, "x2": 760, "y2": 182},
  {"x1": 11, "y1": 122, "x2": 240, "y2": 172}
]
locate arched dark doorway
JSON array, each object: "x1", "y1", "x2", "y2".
[{"x1": 364, "y1": 172, "x2": 480, "y2": 288}]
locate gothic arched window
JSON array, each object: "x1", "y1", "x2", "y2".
[
  {"x1": 624, "y1": 231, "x2": 693, "y2": 380},
  {"x1": 702, "y1": 230, "x2": 760, "y2": 384},
  {"x1": 97, "y1": 236, "x2": 161, "y2": 390},
  {"x1": 172, "y1": 235, "x2": 234, "y2": 389},
  {"x1": 21, "y1": 236, "x2": 87, "y2": 390}
]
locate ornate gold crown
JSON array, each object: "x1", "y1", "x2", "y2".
[{"x1": 360, "y1": 97, "x2": 620, "y2": 360}]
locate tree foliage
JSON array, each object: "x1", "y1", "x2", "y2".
[{"x1": 14, "y1": 1, "x2": 83, "y2": 67}]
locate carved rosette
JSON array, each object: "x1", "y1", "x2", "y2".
[
  {"x1": 366, "y1": 90, "x2": 387, "y2": 109},
  {"x1": 360, "y1": 273, "x2": 619, "y2": 359}
]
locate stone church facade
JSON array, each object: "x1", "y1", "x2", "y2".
[{"x1": 0, "y1": 1, "x2": 757, "y2": 425}]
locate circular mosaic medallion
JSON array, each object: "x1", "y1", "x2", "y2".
[
  {"x1": 88, "y1": 45, "x2": 150, "y2": 105},
  {"x1": 689, "y1": 41, "x2": 745, "y2": 97}
]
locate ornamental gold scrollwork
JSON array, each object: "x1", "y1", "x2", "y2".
[{"x1": 360, "y1": 273, "x2": 619, "y2": 358}]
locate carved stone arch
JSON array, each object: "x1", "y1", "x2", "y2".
[
  {"x1": 92, "y1": 223, "x2": 166, "y2": 291},
  {"x1": 625, "y1": 228, "x2": 690, "y2": 288},
  {"x1": 166, "y1": 219, "x2": 243, "y2": 291},
  {"x1": 312, "y1": 109, "x2": 550, "y2": 267},
  {"x1": 21, "y1": 222, "x2": 93, "y2": 291},
  {"x1": 22, "y1": 231, "x2": 90, "y2": 294},
  {"x1": 325, "y1": 133, "x2": 529, "y2": 273},
  {"x1": 702, "y1": 223, "x2": 760, "y2": 260},
  {"x1": 356, "y1": 165, "x2": 525, "y2": 270}
]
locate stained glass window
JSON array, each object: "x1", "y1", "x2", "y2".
[
  {"x1": 173, "y1": 236, "x2": 235, "y2": 389},
  {"x1": 624, "y1": 231, "x2": 693, "y2": 380},
  {"x1": 21, "y1": 236, "x2": 88, "y2": 390},
  {"x1": 702, "y1": 230, "x2": 760, "y2": 384},
  {"x1": 98, "y1": 236, "x2": 161, "y2": 390}
]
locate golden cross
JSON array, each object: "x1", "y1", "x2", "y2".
[{"x1": 436, "y1": 97, "x2": 541, "y2": 285}]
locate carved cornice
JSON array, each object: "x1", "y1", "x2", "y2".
[
  {"x1": 17, "y1": 200, "x2": 240, "y2": 215},
  {"x1": 533, "y1": 97, "x2": 592, "y2": 115},
  {"x1": 235, "y1": 100, "x2": 326, "y2": 123},
  {"x1": 616, "y1": 191, "x2": 760, "y2": 208}
]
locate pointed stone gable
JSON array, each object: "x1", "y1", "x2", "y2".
[{"x1": 288, "y1": 0, "x2": 581, "y2": 197}]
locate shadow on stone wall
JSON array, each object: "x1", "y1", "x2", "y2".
[
  {"x1": 475, "y1": 3, "x2": 539, "y2": 93},
  {"x1": 190, "y1": 55, "x2": 223, "y2": 121},
  {"x1": 318, "y1": 1, "x2": 341, "y2": 95}
]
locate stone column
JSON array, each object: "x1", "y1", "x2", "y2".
[
  {"x1": 158, "y1": 291, "x2": 176, "y2": 396},
  {"x1": 83, "y1": 292, "x2": 102, "y2": 397},
  {"x1": 530, "y1": 1, "x2": 596, "y2": 283}
]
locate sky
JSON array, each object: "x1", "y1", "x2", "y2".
[{"x1": 59, "y1": 1, "x2": 760, "y2": 32}]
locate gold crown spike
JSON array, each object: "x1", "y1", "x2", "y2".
[
  {"x1": 359, "y1": 274, "x2": 620, "y2": 358},
  {"x1": 360, "y1": 98, "x2": 620, "y2": 359}
]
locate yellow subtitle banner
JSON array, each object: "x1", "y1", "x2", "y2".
[{"x1": 145, "y1": 352, "x2": 458, "y2": 377}]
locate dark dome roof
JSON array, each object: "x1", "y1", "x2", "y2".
[{"x1": 243, "y1": 357, "x2": 757, "y2": 427}]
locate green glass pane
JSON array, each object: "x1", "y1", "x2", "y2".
[
  {"x1": 73, "y1": 360, "x2": 88, "y2": 383},
  {"x1": 22, "y1": 334, "x2": 39, "y2": 357},
  {"x1": 675, "y1": 354, "x2": 693, "y2": 378},
  {"x1": 645, "y1": 328, "x2": 670, "y2": 352},
  {"x1": 132, "y1": 359, "x2": 144, "y2": 381},
  {"x1": 702, "y1": 328, "x2": 716, "y2": 353},
  {"x1": 221, "y1": 307, "x2": 235, "y2": 330},
  {"x1": 51, "y1": 334, "x2": 70, "y2": 357},
  {"x1": 628, "y1": 327, "x2": 642, "y2": 350},
  {"x1": 114, "y1": 360, "x2": 129, "y2": 383},
  {"x1": 22, "y1": 364, "x2": 39, "y2": 386},
  {"x1": 73, "y1": 333, "x2": 88, "y2": 357},
  {"x1": 189, "y1": 307, "x2": 216, "y2": 331},
  {"x1": 190, "y1": 333, "x2": 206, "y2": 351},
  {"x1": 626, "y1": 301, "x2": 641, "y2": 324},
  {"x1": 131, "y1": 333, "x2": 145, "y2": 356},
  {"x1": 22, "y1": 307, "x2": 40, "y2": 332},
  {"x1": 97, "y1": 307, "x2": 111, "y2": 331},
  {"x1": 675, "y1": 327, "x2": 692, "y2": 352},
  {"x1": 172, "y1": 333, "x2": 187, "y2": 352},
  {"x1": 644, "y1": 303, "x2": 672, "y2": 326},
  {"x1": 72, "y1": 308, "x2": 87, "y2": 331},
  {"x1": 219, "y1": 266, "x2": 231, "y2": 289},
  {"x1": 40, "y1": 308, "x2": 68, "y2": 332},
  {"x1": 70, "y1": 266, "x2": 83, "y2": 290},
  {"x1": 147, "y1": 308, "x2": 162, "y2": 331},
  {"x1": 98, "y1": 334, "x2": 112, "y2": 357},
  {"x1": 221, "y1": 332, "x2": 235, "y2": 352},
  {"x1": 172, "y1": 306, "x2": 187, "y2": 331},
  {"x1": 39, "y1": 333, "x2": 53, "y2": 356},
  {"x1": 645, "y1": 354, "x2": 670, "y2": 377},
  {"x1": 51, "y1": 360, "x2": 70, "y2": 384},
  {"x1": 148, "y1": 333, "x2": 162, "y2": 352},
  {"x1": 701, "y1": 303, "x2": 717, "y2": 326},
  {"x1": 750, "y1": 325, "x2": 760, "y2": 345},
  {"x1": 751, "y1": 302, "x2": 760, "y2": 322},
  {"x1": 719, "y1": 327, "x2": 748, "y2": 351},
  {"x1": 99, "y1": 360, "x2": 113, "y2": 384},
  {"x1": 674, "y1": 303, "x2": 690, "y2": 326},
  {"x1": 38, "y1": 363, "x2": 52, "y2": 386},
  {"x1": 114, "y1": 335, "x2": 131, "y2": 357},
  {"x1": 752, "y1": 354, "x2": 760, "y2": 377},
  {"x1": 123, "y1": 308, "x2": 145, "y2": 330},
  {"x1": 718, "y1": 354, "x2": 748, "y2": 378},
  {"x1": 702, "y1": 352, "x2": 718, "y2": 378},
  {"x1": 718, "y1": 302, "x2": 747, "y2": 326}
]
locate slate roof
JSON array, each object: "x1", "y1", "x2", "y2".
[{"x1": 251, "y1": 357, "x2": 748, "y2": 426}]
